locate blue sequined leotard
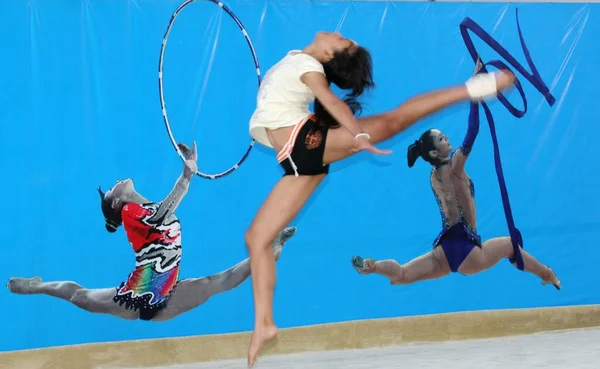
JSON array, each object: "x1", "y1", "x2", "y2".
[
  {"x1": 430, "y1": 155, "x2": 482, "y2": 248},
  {"x1": 431, "y1": 102, "x2": 483, "y2": 249}
]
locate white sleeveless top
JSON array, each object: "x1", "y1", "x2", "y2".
[{"x1": 249, "y1": 50, "x2": 325, "y2": 148}]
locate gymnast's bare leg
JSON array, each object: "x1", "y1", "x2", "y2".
[
  {"x1": 7, "y1": 227, "x2": 297, "y2": 321},
  {"x1": 7, "y1": 278, "x2": 139, "y2": 319},
  {"x1": 353, "y1": 237, "x2": 560, "y2": 289},
  {"x1": 352, "y1": 247, "x2": 451, "y2": 285},
  {"x1": 457, "y1": 236, "x2": 560, "y2": 288},
  {"x1": 152, "y1": 226, "x2": 296, "y2": 321}
]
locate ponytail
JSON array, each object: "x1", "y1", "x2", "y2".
[{"x1": 407, "y1": 140, "x2": 422, "y2": 168}]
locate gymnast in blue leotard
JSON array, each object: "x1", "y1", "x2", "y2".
[{"x1": 352, "y1": 102, "x2": 561, "y2": 289}]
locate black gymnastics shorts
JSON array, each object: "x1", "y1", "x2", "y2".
[{"x1": 276, "y1": 115, "x2": 330, "y2": 177}]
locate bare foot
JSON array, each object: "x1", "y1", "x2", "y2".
[
  {"x1": 247, "y1": 324, "x2": 278, "y2": 367},
  {"x1": 542, "y1": 267, "x2": 561, "y2": 290},
  {"x1": 273, "y1": 226, "x2": 296, "y2": 261},
  {"x1": 351, "y1": 256, "x2": 376, "y2": 275},
  {"x1": 7, "y1": 277, "x2": 42, "y2": 294}
]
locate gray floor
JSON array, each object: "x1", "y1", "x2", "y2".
[{"x1": 106, "y1": 328, "x2": 600, "y2": 369}]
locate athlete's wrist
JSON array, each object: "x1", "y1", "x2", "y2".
[
  {"x1": 181, "y1": 171, "x2": 194, "y2": 181},
  {"x1": 353, "y1": 132, "x2": 371, "y2": 144}
]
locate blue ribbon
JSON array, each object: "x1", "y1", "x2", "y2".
[{"x1": 459, "y1": 8, "x2": 556, "y2": 270}]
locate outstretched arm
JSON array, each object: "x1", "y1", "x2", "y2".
[
  {"x1": 148, "y1": 142, "x2": 198, "y2": 225},
  {"x1": 301, "y1": 72, "x2": 364, "y2": 137},
  {"x1": 452, "y1": 102, "x2": 480, "y2": 173},
  {"x1": 301, "y1": 72, "x2": 391, "y2": 156}
]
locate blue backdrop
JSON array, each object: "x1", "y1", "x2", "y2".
[{"x1": 1, "y1": 0, "x2": 598, "y2": 352}]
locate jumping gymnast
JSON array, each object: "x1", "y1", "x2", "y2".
[
  {"x1": 245, "y1": 31, "x2": 515, "y2": 366},
  {"x1": 351, "y1": 102, "x2": 561, "y2": 289},
  {"x1": 7, "y1": 142, "x2": 297, "y2": 322}
]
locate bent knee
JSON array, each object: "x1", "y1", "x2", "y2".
[
  {"x1": 244, "y1": 227, "x2": 272, "y2": 252},
  {"x1": 389, "y1": 269, "x2": 408, "y2": 285},
  {"x1": 70, "y1": 289, "x2": 93, "y2": 308},
  {"x1": 244, "y1": 228, "x2": 257, "y2": 249}
]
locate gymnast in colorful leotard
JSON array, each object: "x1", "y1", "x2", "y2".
[
  {"x1": 7, "y1": 143, "x2": 296, "y2": 321},
  {"x1": 351, "y1": 103, "x2": 561, "y2": 289}
]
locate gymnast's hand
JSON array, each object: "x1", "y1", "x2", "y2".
[
  {"x1": 352, "y1": 135, "x2": 393, "y2": 156},
  {"x1": 178, "y1": 141, "x2": 198, "y2": 178}
]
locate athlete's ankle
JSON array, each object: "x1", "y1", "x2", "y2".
[
  {"x1": 365, "y1": 258, "x2": 377, "y2": 272},
  {"x1": 542, "y1": 266, "x2": 555, "y2": 281}
]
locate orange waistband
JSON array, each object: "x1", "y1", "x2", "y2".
[{"x1": 276, "y1": 115, "x2": 317, "y2": 163}]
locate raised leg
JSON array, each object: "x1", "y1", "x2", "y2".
[
  {"x1": 323, "y1": 70, "x2": 515, "y2": 164},
  {"x1": 152, "y1": 227, "x2": 297, "y2": 322},
  {"x1": 457, "y1": 237, "x2": 561, "y2": 289},
  {"x1": 353, "y1": 247, "x2": 450, "y2": 285},
  {"x1": 6, "y1": 277, "x2": 138, "y2": 319}
]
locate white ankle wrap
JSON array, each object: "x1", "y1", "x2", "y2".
[{"x1": 465, "y1": 72, "x2": 499, "y2": 101}]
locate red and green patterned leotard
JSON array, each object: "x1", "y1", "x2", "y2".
[{"x1": 113, "y1": 202, "x2": 182, "y2": 320}]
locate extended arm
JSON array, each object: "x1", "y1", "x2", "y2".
[
  {"x1": 148, "y1": 142, "x2": 198, "y2": 225},
  {"x1": 301, "y1": 71, "x2": 365, "y2": 137},
  {"x1": 452, "y1": 102, "x2": 480, "y2": 173},
  {"x1": 301, "y1": 71, "x2": 391, "y2": 155}
]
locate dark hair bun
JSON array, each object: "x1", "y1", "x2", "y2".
[
  {"x1": 105, "y1": 223, "x2": 118, "y2": 233},
  {"x1": 407, "y1": 140, "x2": 422, "y2": 168}
]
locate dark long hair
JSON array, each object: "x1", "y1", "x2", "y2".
[
  {"x1": 314, "y1": 46, "x2": 374, "y2": 127},
  {"x1": 407, "y1": 129, "x2": 444, "y2": 167}
]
